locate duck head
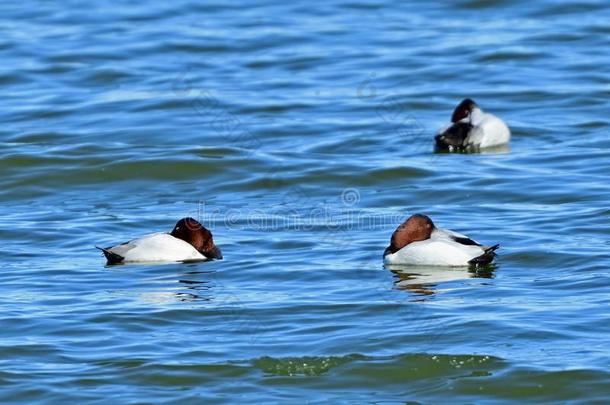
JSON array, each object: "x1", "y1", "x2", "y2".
[
  {"x1": 384, "y1": 214, "x2": 435, "y2": 257},
  {"x1": 451, "y1": 98, "x2": 478, "y2": 123},
  {"x1": 170, "y1": 217, "x2": 223, "y2": 260}
]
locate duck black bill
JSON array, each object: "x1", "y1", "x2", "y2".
[{"x1": 205, "y1": 246, "x2": 223, "y2": 260}]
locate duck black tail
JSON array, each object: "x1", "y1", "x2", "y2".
[
  {"x1": 468, "y1": 244, "x2": 499, "y2": 266},
  {"x1": 435, "y1": 122, "x2": 473, "y2": 151},
  {"x1": 95, "y1": 246, "x2": 125, "y2": 265}
]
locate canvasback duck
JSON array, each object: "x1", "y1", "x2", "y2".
[
  {"x1": 435, "y1": 98, "x2": 510, "y2": 151},
  {"x1": 97, "y1": 217, "x2": 222, "y2": 264},
  {"x1": 383, "y1": 214, "x2": 498, "y2": 266}
]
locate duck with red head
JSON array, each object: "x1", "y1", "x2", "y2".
[
  {"x1": 97, "y1": 217, "x2": 222, "y2": 265},
  {"x1": 383, "y1": 214, "x2": 498, "y2": 266},
  {"x1": 435, "y1": 98, "x2": 510, "y2": 151}
]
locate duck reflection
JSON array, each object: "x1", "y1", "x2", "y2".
[
  {"x1": 434, "y1": 143, "x2": 510, "y2": 155},
  {"x1": 134, "y1": 266, "x2": 220, "y2": 305},
  {"x1": 175, "y1": 269, "x2": 216, "y2": 302},
  {"x1": 386, "y1": 264, "x2": 496, "y2": 296}
]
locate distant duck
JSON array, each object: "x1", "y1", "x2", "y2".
[
  {"x1": 97, "y1": 217, "x2": 222, "y2": 264},
  {"x1": 435, "y1": 99, "x2": 510, "y2": 151},
  {"x1": 383, "y1": 214, "x2": 499, "y2": 266}
]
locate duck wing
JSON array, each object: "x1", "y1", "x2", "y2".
[
  {"x1": 95, "y1": 236, "x2": 144, "y2": 265},
  {"x1": 435, "y1": 228, "x2": 481, "y2": 246},
  {"x1": 451, "y1": 236, "x2": 481, "y2": 246}
]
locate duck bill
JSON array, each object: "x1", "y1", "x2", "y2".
[{"x1": 204, "y1": 245, "x2": 223, "y2": 260}]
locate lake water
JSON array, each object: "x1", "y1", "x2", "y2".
[{"x1": 1, "y1": 0, "x2": 609, "y2": 403}]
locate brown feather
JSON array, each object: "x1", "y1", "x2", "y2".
[{"x1": 385, "y1": 214, "x2": 435, "y2": 255}]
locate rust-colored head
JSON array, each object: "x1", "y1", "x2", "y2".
[
  {"x1": 170, "y1": 217, "x2": 222, "y2": 260},
  {"x1": 384, "y1": 214, "x2": 435, "y2": 256},
  {"x1": 451, "y1": 98, "x2": 477, "y2": 123}
]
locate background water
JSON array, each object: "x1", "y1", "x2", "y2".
[{"x1": 1, "y1": 0, "x2": 609, "y2": 403}]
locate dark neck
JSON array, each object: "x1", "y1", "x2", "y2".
[{"x1": 383, "y1": 245, "x2": 397, "y2": 257}]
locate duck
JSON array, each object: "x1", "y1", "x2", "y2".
[
  {"x1": 96, "y1": 217, "x2": 222, "y2": 264},
  {"x1": 383, "y1": 214, "x2": 498, "y2": 266},
  {"x1": 435, "y1": 98, "x2": 510, "y2": 151}
]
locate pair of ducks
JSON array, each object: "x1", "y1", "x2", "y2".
[
  {"x1": 99, "y1": 99, "x2": 509, "y2": 267},
  {"x1": 98, "y1": 214, "x2": 498, "y2": 266}
]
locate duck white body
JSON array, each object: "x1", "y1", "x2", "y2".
[
  {"x1": 98, "y1": 217, "x2": 222, "y2": 264},
  {"x1": 384, "y1": 229, "x2": 492, "y2": 266},
  {"x1": 103, "y1": 233, "x2": 206, "y2": 263},
  {"x1": 464, "y1": 108, "x2": 510, "y2": 148},
  {"x1": 435, "y1": 99, "x2": 510, "y2": 150},
  {"x1": 383, "y1": 214, "x2": 498, "y2": 267}
]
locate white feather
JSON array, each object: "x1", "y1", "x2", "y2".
[
  {"x1": 465, "y1": 107, "x2": 510, "y2": 148},
  {"x1": 106, "y1": 232, "x2": 205, "y2": 263}
]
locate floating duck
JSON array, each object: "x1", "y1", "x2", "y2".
[
  {"x1": 97, "y1": 217, "x2": 222, "y2": 264},
  {"x1": 435, "y1": 98, "x2": 510, "y2": 151},
  {"x1": 383, "y1": 214, "x2": 498, "y2": 266}
]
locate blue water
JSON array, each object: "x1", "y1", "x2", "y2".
[{"x1": 1, "y1": 0, "x2": 610, "y2": 403}]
